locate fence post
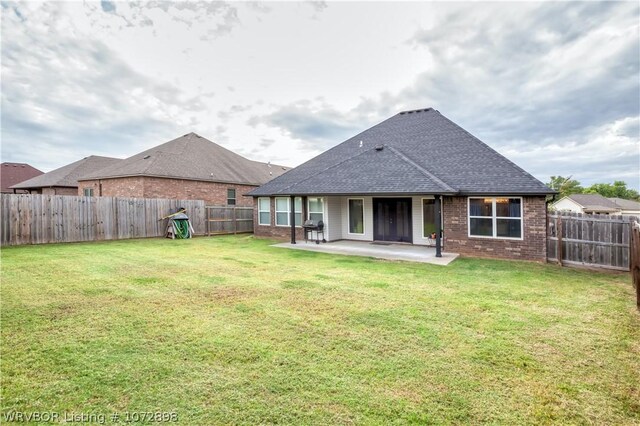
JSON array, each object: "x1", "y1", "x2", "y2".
[
  {"x1": 631, "y1": 221, "x2": 639, "y2": 310},
  {"x1": 233, "y1": 207, "x2": 238, "y2": 235},
  {"x1": 557, "y1": 214, "x2": 563, "y2": 266}
]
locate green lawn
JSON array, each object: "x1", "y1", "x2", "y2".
[{"x1": 1, "y1": 236, "x2": 638, "y2": 425}]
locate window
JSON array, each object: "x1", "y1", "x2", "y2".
[
  {"x1": 275, "y1": 197, "x2": 302, "y2": 226},
  {"x1": 469, "y1": 197, "x2": 522, "y2": 239},
  {"x1": 422, "y1": 198, "x2": 436, "y2": 238},
  {"x1": 348, "y1": 198, "x2": 364, "y2": 234},
  {"x1": 83, "y1": 188, "x2": 94, "y2": 197},
  {"x1": 227, "y1": 188, "x2": 236, "y2": 205},
  {"x1": 275, "y1": 197, "x2": 290, "y2": 226},
  {"x1": 308, "y1": 197, "x2": 324, "y2": 223},
  {"x1": 258, "y1": 197, "x2": 270, "y2": 226}
]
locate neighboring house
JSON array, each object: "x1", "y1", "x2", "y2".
[
  {"x1": 608, "y1": 197, "x2": 640, "y2": 216},
  {"x1": 249, "y1": 108, "x2": 555, "y2": 262},
  {"x1": 10, "y1": 156, "x2": 120, "y2": 195},
  {"x1": 1, "y1": 162, "x2": 43, "y2": 193},
  {"x1": 77, "y1": 132, "x2": 288, "y2": 206},
  {"x1": 552, "y1": 194, "x2": 621, "y2": 215}
]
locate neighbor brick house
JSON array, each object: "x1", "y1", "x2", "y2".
[
  {"x1": 10, "y1": 156, "x2": 120, "y2": 195},
  {"x1": 77, "y1": 133, "x2": 288, "y2": 206},
  {"x1": 248, "y1": 108, "x2": 555, "y2": 262},
  {"x1": 1, "y1": 162, "x2": 43, "y2": 193}
]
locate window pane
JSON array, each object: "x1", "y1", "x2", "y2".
[
  {"x1": 469, "y1": 199, "x2": 493, "y2": 216},
  {"x1": 227, "y1": 189, "x2": 236, "y2": 198},
  {"x1": 470, "y1": 218, "x2": 493, "y2": 236},
  {"x1": 497, "y1": 219, "x2": 521, "y2": 238},
  {"x1": 259, "y1": 212, "x2": 270, "y2": 225},
  {"x1": 349, "y1": 199, "x2": 364, "y2": 234},
  {"x1": 309, "y1": 197, "x2": 323, "y2": 213},
  {"x1": 496, "y1": 198, "x2": 521, "y2": 218},
  {"x1": 295, "y1": 197, "x2": 302, "y2": 212},
  {"x1": 423, "y1": 199, "x2": 436, "y2": 237},
  {"x1": 276, "y1": 212, "x2": 289, "y2": 226},
  {"x1": 309, "y1": 212, "x2": 323, "y2": 223},
  {"x1": 258, "y1": 198, "x2": 270, "y2": 211},
  {"x1": 275, "y1": 198, "x2": 289, "y2": 211},
  {"x1": 295, "y1": 212, "x2": 302, "y2": 226}
]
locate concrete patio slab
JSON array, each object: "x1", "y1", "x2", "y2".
[{"x1": 272, "y1": 240, "x2": 459, "y2": 265}]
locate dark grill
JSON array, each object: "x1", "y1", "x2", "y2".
[{"x1": 302, "y1": 220, "x2": 326, "y2": 244}]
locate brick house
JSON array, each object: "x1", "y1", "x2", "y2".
[
  {"x1": 77, "y1": 133, "x2": 288, "y2": 206},
  {"x1": 10, "y1": 156, "x2": 120, "y2": 195},
  {"x1": 1, "y1": 162, "x2": 43, "y2": 193},
  {"x1": 248, "y1": 108, "x2": 555, "y2": 262}
]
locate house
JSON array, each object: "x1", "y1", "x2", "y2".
[
  {"x1": 552, "y1": 194, "x2": 621, "y2": 215},
  {"x1": 1, "y1": 162, "x2": 43, "y2": 193},
  {"x1": 248, "y1": 108, "x2": 555, "y2": 262},
  {"x1": 10, "y1": 156, "x2": 120, "y2": 195},
  {"x1": 608, "y1": 197, "x2": 640, "y2": 216},
  {"x1": 77, "y1": 133, "x2": 288, "y2": 206}
]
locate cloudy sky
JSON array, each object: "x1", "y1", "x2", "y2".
[{"x1": 2, "y1": 1, "x2": 639, "y2": 189}]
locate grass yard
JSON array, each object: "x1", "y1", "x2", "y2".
[{"x1": 1, "y1": 236, "x2": 638, "y2": 424}]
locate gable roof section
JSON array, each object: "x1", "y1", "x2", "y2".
[
  {"x1": 1, "y1": 163, "x2": 43, "y2": 192},
  {"x1": 11, "y1": 156, "x2": 121, "y2": 189},
  {"x1": 566, "y1": 194, "x2": 620, "y2": 212},
  {"x1": 79, "y1": 133, "x2": 288, "y2": 186},
  {"x1": 249, "y1": 108, "x2": 554, "y2": 196}
]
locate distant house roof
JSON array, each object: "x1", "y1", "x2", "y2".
[
  {"x1": 79, "y1": 133, "x2": 289, "y2": 186},
  {"x1": 11, "y1": 156, "x2": 121, "y2": 190},
  {"x1": 608, "y1": 197, "x2": 640, "y2": 211},
  {"x1": 249, "y1": 108, "x2": 554, "y2": 197},
  {"x1": 1, "y1": 162, "x2": 43, "y2": 193},
  {"x1": 563, "y1": 194, "x2": 620, "y2": 212}
]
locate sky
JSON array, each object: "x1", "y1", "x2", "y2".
[{"x1": 1, "y1": 1, "x2": 639, "y2": 189}]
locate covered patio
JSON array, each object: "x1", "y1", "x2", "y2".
[{"x1": 272, "y1": 240, "x2": 459, "y2": 265}]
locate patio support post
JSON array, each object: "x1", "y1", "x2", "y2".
[
  {"x1": 435, "y1": 195, "x2": 442, "y2": 258},
  {"x1": 289, "y1": 195, "x2": 296, "y2": 244}
]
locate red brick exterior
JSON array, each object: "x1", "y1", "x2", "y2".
[
  {"x1": 443, "y1": 196, "x2": 548, "y2": 262},
  {"x1": 253, "y1": 197, "x2": 305, "y2": 240},
  {"x1": 30, "y1": 187, "x2": 78, "y2": 196},
  {"x1": 78, "y1": 176, "x2": 256, "y2": 206}
]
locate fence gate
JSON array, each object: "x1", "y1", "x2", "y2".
[
  {"x1": 205, "y1": 206, "x2": 253, "y2": 235},
  {"x1": 547, "y1": 212, "x2": 637, "y2": 271}
]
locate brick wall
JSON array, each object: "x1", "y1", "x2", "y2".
[
  {"x1": 78, "y1": 176, "x2": 256, "y2": 206},
  {"x1": 42, "y1": 187, "x2": 78, "y2": 196},
  {"x1": 443, "y1": 196, "x2": 547, "y2": 262},
  {"x1": 253, "y1": 197, "x2": 305, "y2": 241}
]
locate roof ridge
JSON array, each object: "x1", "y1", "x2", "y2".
[
  {"x1": 435, "y1": 112, "x2": 554, "y2": 193},
  {"x1": 272, "y1": 146, "x2": 382, "y2": 195},
  {"x1": 384, "y1": 145, "x2": 457, "y2": 193}
]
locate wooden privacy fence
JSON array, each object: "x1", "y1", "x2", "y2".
[
  {"x1": 547, "y1": 212, "x2": 638, "y2": 271},
  {"x1": 206, "y1": 206, "x2": 253, "y2": 235},
  {"x1": 0, "y1": 194, "x2": 206, "y2": 246},
  {"x1": 631, "y1": 221, "x2": 640, "y2": 309}
]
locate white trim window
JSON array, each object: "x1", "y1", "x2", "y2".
[
  {"x1": 275, "y1": 197, "x2": 290, "y2": 226},
  {"x1": 308, "y1": 197, "x2": 324, "y2": 224},
  {"x1": 468, "y1": 197, "x2": 523, "y2": 239},
  {"x1": 227, "y1": 188, "x2": 236, "y2": 205},
  {"x1": 258, "y1": 197, "x2": 271, "y2": 226},
  {"x1": 83, "y1": 188, "x2": 94, "y2": 197},
  {"x1": 274, "y1": 197, "x2": 302, "y2": 226},
  {"x1": 348, "y1": 198, "x2": 364, "y2": 234}
]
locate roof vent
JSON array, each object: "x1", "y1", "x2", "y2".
[
  {"x1": 143, "y1": 155, "x2": 151, "y2": 159},
  {"x1": 375, "y1": 145, "x2": 384, "y2": 151}
]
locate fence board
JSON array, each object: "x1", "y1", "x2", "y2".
[
  {"x1": 548, "y1": 212, "x2": 637, "y2": 271},
  {"x1": 0, "y1": 194, "x2": 211, "y2": 246},
  {"x1": 205, "y1": 206, "x2": 254, "y2": 235}
]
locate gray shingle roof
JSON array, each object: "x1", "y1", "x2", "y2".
[
  {"x1": 249, "y1": 108, "x2": 554, "y2": 196},
  {"x1": 11, "y1": 156, "x2": 121, "y2": 189},
  {"x1": 608, "y1": 197, "x2": 640, "y2": 210},
  {"x1": 79, "y1": 133, "x2": 289, "y2": 185},
  {"x1": 567, "y1": 194, "x2": 620, "y2": 211}
]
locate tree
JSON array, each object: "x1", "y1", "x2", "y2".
[
  {"x1": 547, "y1": 176, "x2": 583, "y2": 199},
  {"x1": 585, "y1": 181, "x2": 640, "y2": 201}
]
